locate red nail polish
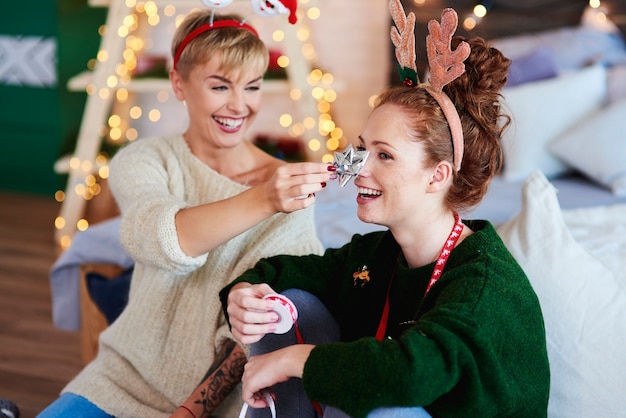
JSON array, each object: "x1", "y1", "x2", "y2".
[
  {"x1": 327, "y1": 165, "x2": 337, "y2": 172},
  {"x1": 321, "y1": 182, "x2": 327, "y2": 188}
]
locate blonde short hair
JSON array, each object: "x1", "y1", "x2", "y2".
[{"x1": 171, "y1": 11, "x2": 269, "y2": 80}]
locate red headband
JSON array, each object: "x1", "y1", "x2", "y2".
[{"x1": 173, "y1": 20, "x2": 259, "y2": 70}]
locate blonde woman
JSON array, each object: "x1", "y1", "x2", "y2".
[{"x1": 39, "y1": 10, "x2": 334, "y2": 418}]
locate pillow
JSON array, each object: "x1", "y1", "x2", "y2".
[
  {"x1": 562, "y1": 203, "x2": 626, "y2": 283},
  {"x1": 496, "y1": 170, "x2": 626, "y2": 418},
  {"x1": 506, "y1": 47, "x2": 558, "y2": 87},
  {"x1": 491, "y1": 25, "x2": 626, "y2": 71},
  {"x1": 607, "y1": 64, "x2": 626, "y2": 104},
  {"x1": 549, "y1": 98, "x2": 626, "y2": 196},
  {"x1": 86, "y1": 268, "x2": 133, "y2": 324},
  {"x1": 500, "y1": 64, "x2": 607, "y2": 181}
]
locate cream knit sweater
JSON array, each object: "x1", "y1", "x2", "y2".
[{"x1": 62, "y1": 135, "x2": 324, "y2": 417}]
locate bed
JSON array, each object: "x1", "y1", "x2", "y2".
[{"x1": 49, "y1": 9, "x2": 626, "y2": 418}]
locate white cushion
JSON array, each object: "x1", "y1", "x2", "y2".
[
  {"x1": 491, "y1": 26, "x2": 626, "y2": 71},
  {"x1": 549, "y1": 97, "x2": 626, "y2": 196},
  {"x1": 496, "y1": 170, "x2": 626, "y2": 418},
  {"x1": 607, "y1": 64, "x2": 626, "y2": 104},
  {"x1": 562, "y1": 203, "x2": 626, "y2": 283},
  {"x1": 500, "y1": 65, "x2": 607, "y2": 181}
]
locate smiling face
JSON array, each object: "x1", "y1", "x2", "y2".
[
  {"x1": 171, "y1": 53, "x2": 263, "y2": 151},
  {"x1": 354, "y1": 103, "x2": 449, "y2": 230}
]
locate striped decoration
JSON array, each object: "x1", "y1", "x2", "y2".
[{"x1": 0, "y1": 35, "x2": 56, "y2": 88}]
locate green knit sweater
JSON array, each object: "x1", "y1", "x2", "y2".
[{"x1": 221, "y1": 220, "x2": 550, "y2": 418}]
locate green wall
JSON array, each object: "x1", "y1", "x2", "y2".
[{"x1": 0, "y1": 0, "x2": 105, "y2": 195}]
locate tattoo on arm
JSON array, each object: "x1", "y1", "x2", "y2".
[{"x1": 172, "y1": 339, "x2": 246, "y2": 418}]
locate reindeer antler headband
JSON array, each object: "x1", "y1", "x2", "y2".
[{"x1": 389, "y1": 0, "x2": 470, "y2": 171}]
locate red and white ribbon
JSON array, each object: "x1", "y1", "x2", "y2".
[
  {"x1": 263, "y1": 293, "x2": 298, "y2": 334},
  {"x1": 238, "y1": 390, "x2": 276, "y2": 418}
]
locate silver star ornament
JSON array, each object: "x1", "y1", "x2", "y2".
[{"x1": 333, "y1": 144, "x2": 370, "y2": 187}]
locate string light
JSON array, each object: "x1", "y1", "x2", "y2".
[
  {"x1": 462, "y1": 2, "x2": 493, "y2": 31},
  {"x1": 56, "y1": 1, "x2": 161, "y2": 248},
  {"x1": 267, "y1": 3, "x2": 346, "y2": 163},
  {"x1": 473, "y1": 4, "x2": 487, "y2": 18}
]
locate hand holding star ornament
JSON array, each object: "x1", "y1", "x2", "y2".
[{"x1": 333, "y1": 144, "x2": 370, "y2": 187}]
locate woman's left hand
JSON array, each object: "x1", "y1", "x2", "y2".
[{"x1": 241, "y1": 344, "x2": 315, "y2": 408}]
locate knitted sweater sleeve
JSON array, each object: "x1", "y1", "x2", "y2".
[
  {"x1": 108, "y1": 137, "x2": 207, "y2": 274},
  {"x1": 219, "y1": 244, "x2": 349, "y2": 320}
]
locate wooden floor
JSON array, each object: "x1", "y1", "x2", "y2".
[{"x1": 0, "y1": 190, "x2": 82, "y2": 418}]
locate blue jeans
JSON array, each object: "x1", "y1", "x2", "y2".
[
  {"x1": 36, "y1": 393, "x2": 113, "y2": 418},
  {"x1": 247, "y1": 289, "x2": 431, "y2": 418}
]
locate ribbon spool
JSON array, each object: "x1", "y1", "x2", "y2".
[{"x1": 263, "y1": 293, "x2": 298, "y2": 334}]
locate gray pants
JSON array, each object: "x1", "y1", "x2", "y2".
[{"x1": 247, "y1": 289, "x2": 432, "y2": 418}]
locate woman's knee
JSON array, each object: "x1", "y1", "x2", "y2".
[{"x1": 250, "y1": 289, "x2": 339, "y2": 357}]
